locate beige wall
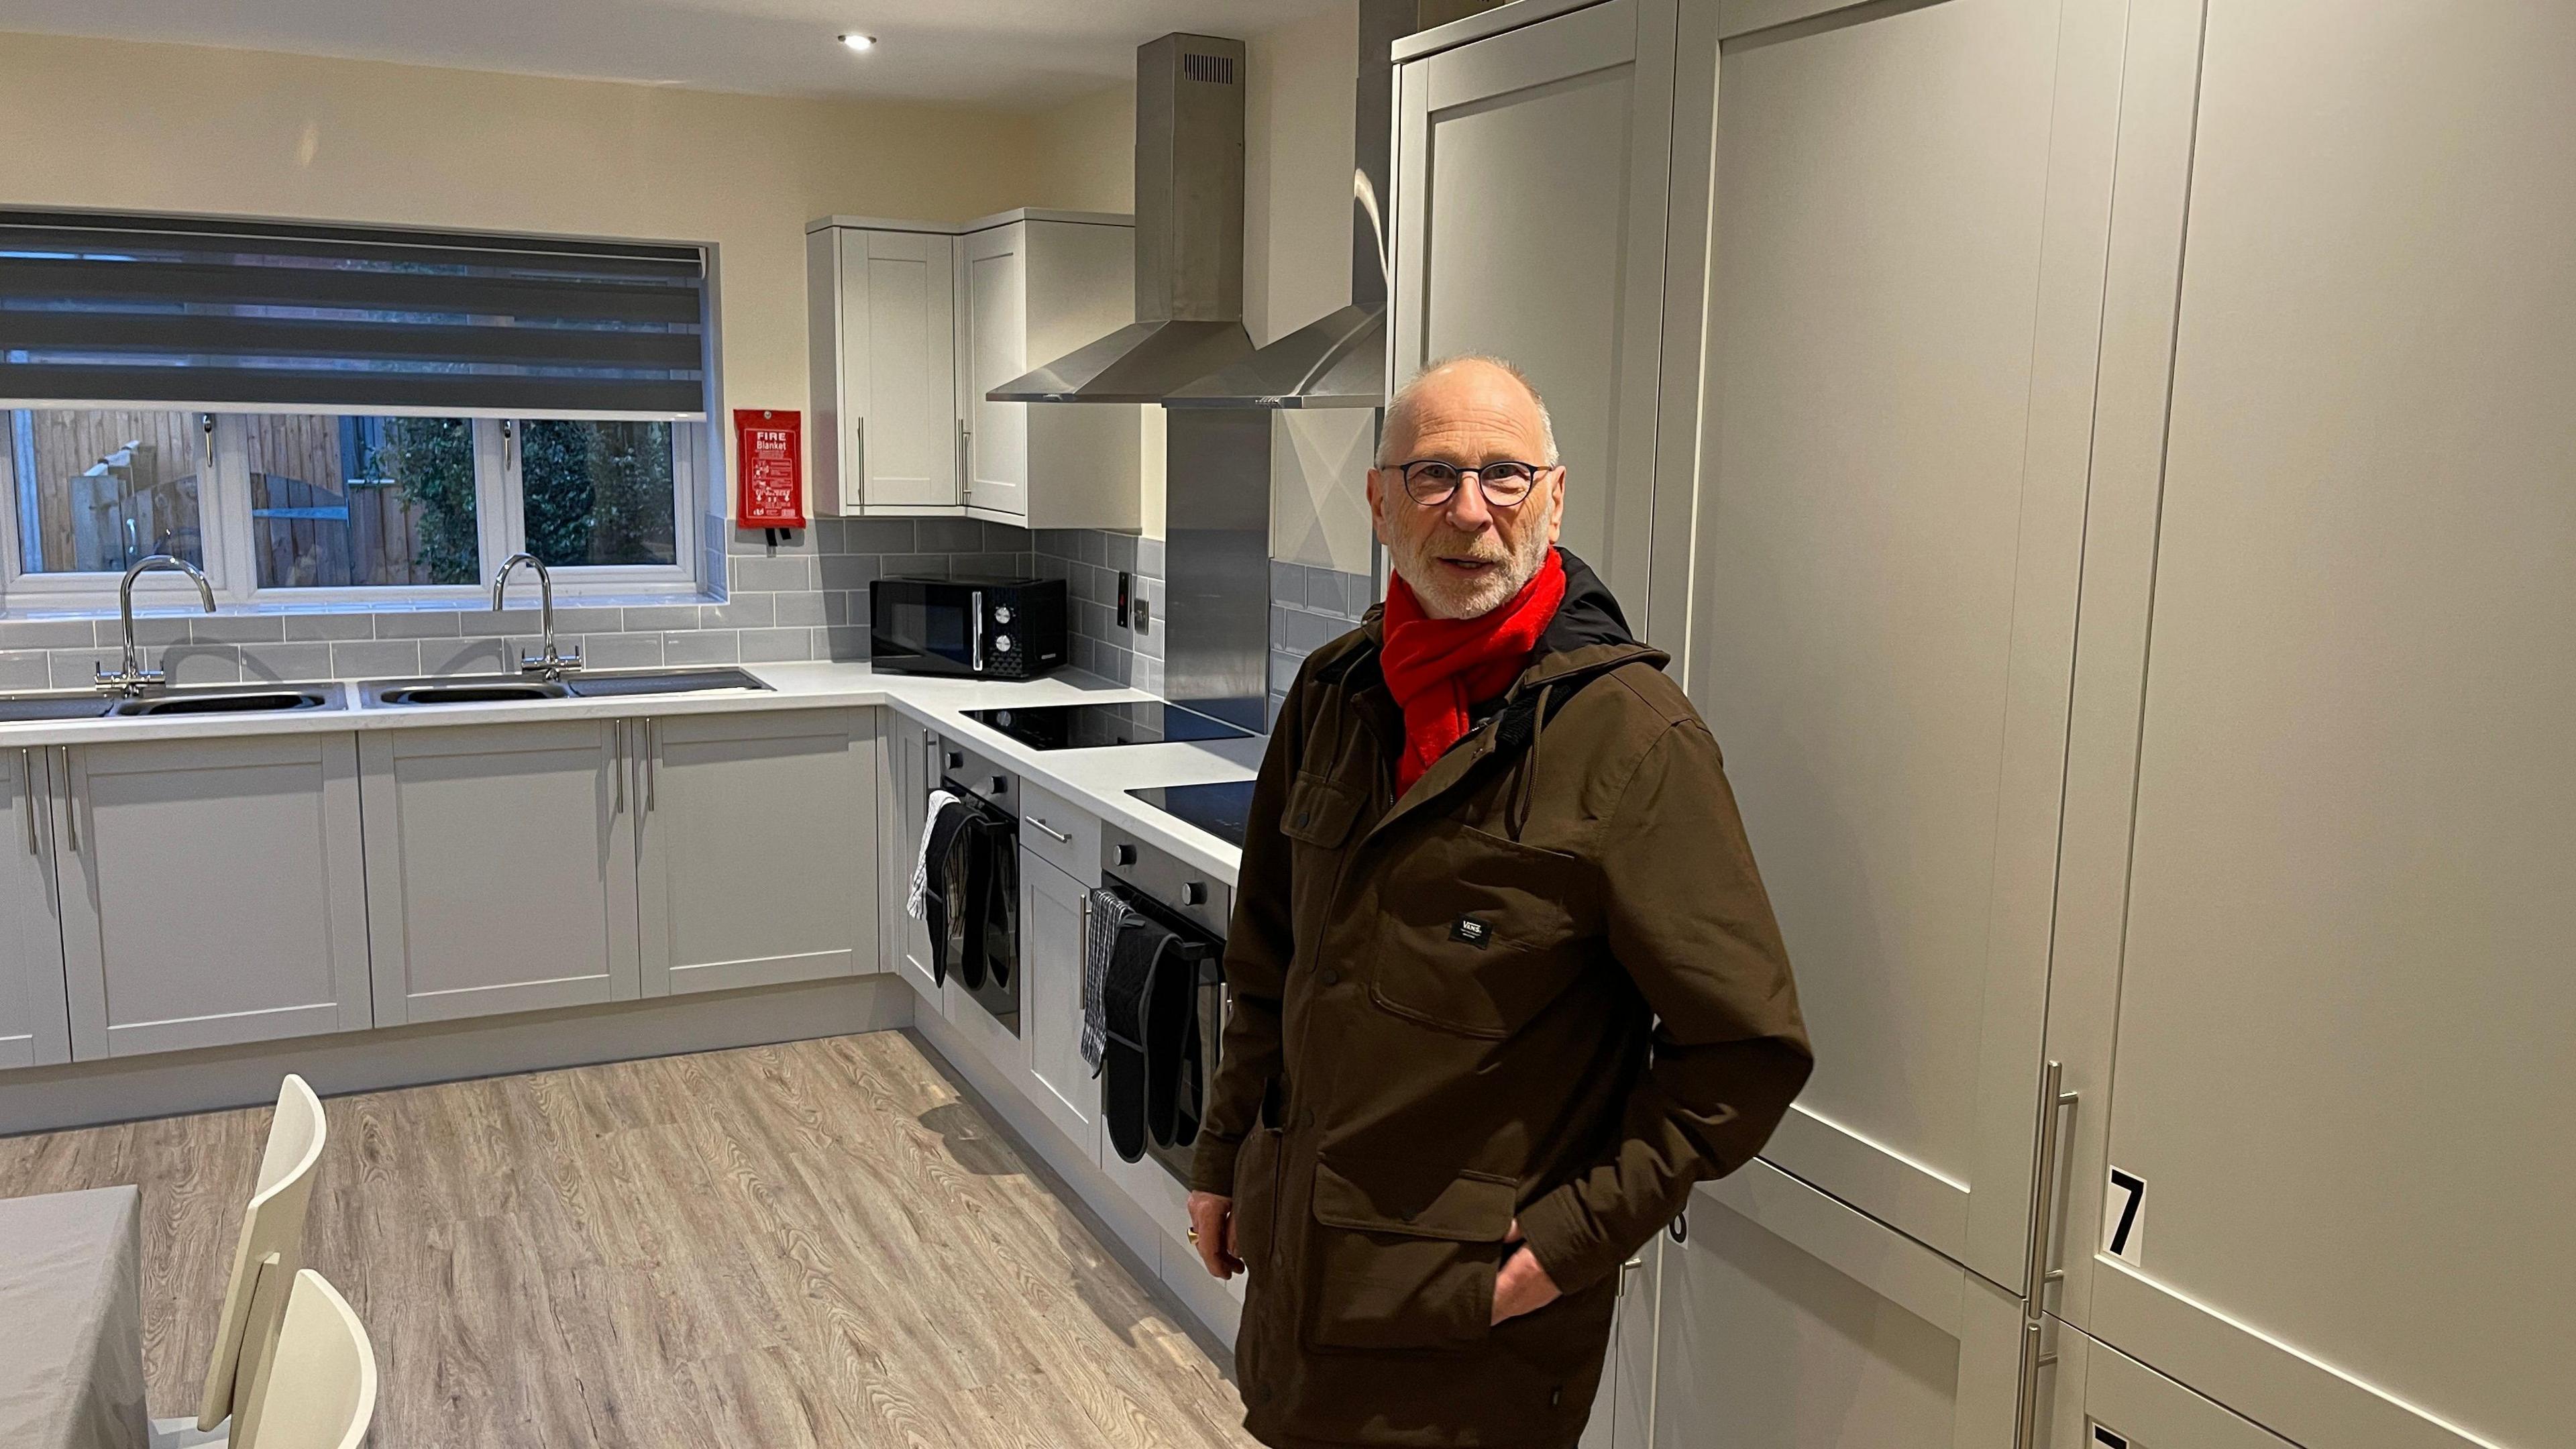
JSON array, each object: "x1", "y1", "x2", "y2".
[
  {"x1": 1028, "y1": 84, "x2": 1138, "y2": 214},
  {"x1": 0, "y1": 31, "x2": 1043, "y2": 519}
]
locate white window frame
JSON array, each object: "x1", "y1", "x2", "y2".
[{"x1": 0, "y1": 405, "x2": 705, "y2": 613}]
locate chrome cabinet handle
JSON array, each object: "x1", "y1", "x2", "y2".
[
  {"x1": 970, "y1": 590, "x2": 985, "y2": 673},
  {"x1": 19, "y1": 749, "x2": 36, "y2": 855},
  {"x1": 501, "y1": 418, "x2": 516, "y2": 470},
  {"x1": 1028, "y1": 816, "x2": 1071, "y2": 845},
  {"x1": 202, "y1": 413, "x2": 215, "y2": 467},
  {"x1": 612, "y1": 722, "x2": 626, "y2": 814},
  {"x1": 645, "y1": 719, "x2": 657, "y2": 812},
  {"x1": 957, "y1": 420, "x2": 972, "y2": 496},
  {"x1": 854, "y1": 417, "x2": 865, "y2": 504},
  {"x1": 59, "y1": 747, "x2": 76, "y2": 853},
  {"x1": 2012, "y1": 1061, "x2": 2080, "y2": 1449}
]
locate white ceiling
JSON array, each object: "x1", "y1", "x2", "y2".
[{"x1": 0, "y1": 0, "x2": 1343, "y2": 109}]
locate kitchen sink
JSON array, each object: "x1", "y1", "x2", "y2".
[
  {"x1": 106, "y1": 687, "x2": 339, "y2": 716},
  {"x1": 0, "y1": 692, "x2": 116, "y2": 724},
  {"x1": 365, "y1": 667, "x2": 770, "y2": 708}
]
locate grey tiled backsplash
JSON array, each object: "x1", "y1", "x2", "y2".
[
  {"x1": 0, "y1": 516, "x2": 1031, "y2": 693},
  {"x1": 1033, "y1": 529, "x2": 1163, "y2": 693},
  {"x1": 1267, "y1": 557, "x2": 1376, "y2": 717}
]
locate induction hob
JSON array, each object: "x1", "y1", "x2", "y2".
[
  {"x1": 963, "y1": 700, "x2": 1255, "y2": 751},
  {"x1": 1128, "y1": 780, "x2": 1257, "y2": 851}
]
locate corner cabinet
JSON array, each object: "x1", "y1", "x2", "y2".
[
  {"x1": 637, "y1": 708, "x2": 877, "y2": 996},
  {"x1": 806, "y1": 209, "x2": 1140, "y2": 528},
  {"x1": 1, "y1": 747, "x2": 69, "y2": 1069},
  {"x1": 56, "y1": 735, "x2": 373, "y2": 1057},
  {"x1": 877, "y1": 714, "x2": 940, "y2": 1000}
]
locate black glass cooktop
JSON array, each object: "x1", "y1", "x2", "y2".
[
  {"x1": 1129, "y1": 780, "x2": 1258, "y2": 851},
  {"x1": 963, "y1": 700, "x2": 1255, "y2": 751}
]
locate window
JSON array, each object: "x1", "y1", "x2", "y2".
[{"x1": 0, "y1": 210, "x2": 711, "y2": 608}]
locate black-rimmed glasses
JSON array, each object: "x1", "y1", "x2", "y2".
[{"x1": 1387, "y1": 458, "x2": 1556, "y2": 508}]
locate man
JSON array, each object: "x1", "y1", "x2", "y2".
[{"x1": 1186, "y1": 355, "x2": 1813, "y2": 1448}]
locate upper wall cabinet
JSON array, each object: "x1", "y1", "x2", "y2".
[{"x1": 807, "y1": 210, "x2": 1140, "y2": 529}]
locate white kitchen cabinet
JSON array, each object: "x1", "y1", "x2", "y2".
[
  {"x1": 360, "y1": 720, "x2": 639, "y2": 1024},
  {"x1": 56, "y1": 735, "x2": 372, "y2": 1058},
  {"x1": 638, "y1": 709, "x2": 877, "y2": 997},
  {"x1": 1672, "y1": 0, "x2": 2123, "y2": 1302},
  {"x1": 806, "y1": 222, "x2": 959, "y2": 515},
  {"x1": 2045, "y1": 1324, "x2": 2300, "y2": 1449},
  {"x1": 2038, "y1": 4, "x2": 2576, "y2": 1447},
  {"x1": 1579, "y1": 1232, "x2": 1662, "y2": 1449},
  {"x1": 806, "y1": 209, "x2": 1139, "y2": 528},
  {"x1": 0, "y1": 745, "x2": 68, "y2": 1069},
  {"x1": 1652, "y1": 1160, "x2": 2025, "y2": 1449},
  {"x1": 1391, "y1": 0, "x2": 1676, "y2": 637},
  {"x1": 953, "y1": 212, "x2": 1142, "y2": 529},
  {"x1": 1018, "y1": 847, "x2": 1095, "y2": 1152}
]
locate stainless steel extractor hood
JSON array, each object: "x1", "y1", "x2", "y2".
[
  {"x1": 990, "y1": 34, "x2": 1252, "y2": 404},
  {"x1": 1165, "y1": 0, "x2": 1411, "y2": 410}
]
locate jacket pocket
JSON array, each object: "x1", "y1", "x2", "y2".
[
  {"x1": 1305, "y1": 1161, "x2": 1516, "y2": 1350},
  {"x1": 1372, "y1": 826, "x2": 1587, "y2": 1039},
  {"x1": 1232, "y1": 1125, "x2": 1285, "y2": 1273},
  {"x1": 1281, "y1": 772, "x2": 1362, "y2": 849}
]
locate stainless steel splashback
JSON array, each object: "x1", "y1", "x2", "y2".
[{"x1": 1160, "y1": 408, "x2": 1273, "y2": 729}]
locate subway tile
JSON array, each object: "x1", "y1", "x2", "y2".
[
  {"x1": 847, "y1": 590, "x2": 871, "y2": 629},
  {"x1": 1034, "y1": 553, "x2": 1072, "y2": 583},
  {"x1": 551, "y1": 606, "x2": 628, "y2": 635},
  {"x1": 622, "y1": 605, "x2": 700, "y2": 633},
  {"x1": 822, "y1": 626, "x2": 871, "y2": 661},
  {"x1": 332, "y1": 641, "x2": 423, "y2": 679},
  {"x1": 882, "y1": 555, "x2": 951, "y2": 579},
  {"x1": 578, "y1": 632, "x2": 665, "y2": 671},
  {"x1": 0, "y1": 619, "x2": 98, "y2": 649},
  {"x1": 1076, "y1": 530, "x2": 1107, "y2": 568},
  {"x1": 1304, "y1": 566, "x2": 1348, "y2": 614},
  {"x1": 373, "y1": 610, "x2": 462, "y2": 639},
  {"x1": 843, "y1": 518, "x2": 917, "y2": 554},
  {"x1": 1270, "y1": 607, "x2": 1291, "y2": 650},
  {"x1": 818, "y1": 554, "x2": 879, "y2": 592},
  {"x1": 285, "y1": 612, "x2": 377, "y2": 642},
  {"x1": 1270, "y1": 558, "x2": 1301, "y2": 604},
  {"x1": 772, "y1": 591, "x2": 828, "y2": 627},
  {"x1": 422, "y1": 637, "x2": 510, "y2": 676},
  {"x1": 158, "y1": 645, "x2": 241, "y2": 687},
  {"x1": 1136, "y1": 536, "x2": 1165, "y2": 580},
  {"x1": 700, "y1": 595, "x2": 773, "y2": 630},
  {"x1": 237, "y1": 643, "x2": 335, "y2": 683},
  {"x1": 1104, "y1": 532, "x2": 1139, "y2": 572},
  {"x1": 916, "y1": 517, "x2": 982, "y2": 552},
  {"x1": 981, "y1": 521, "x2": 1034, "y2": 553},
  {"x1": 823, "y1": 592, "x2": 849, "y2": 627},
  {"x1": 664, "y1": 631, "x2": 740, "y2": 667},
  {"x1": 0, "y1": 650, "x2": 51, "y2": 690},
  {"x1": 1270, "y1": 650, "x2": 1303, "y2": 696},
  {"x1": 958, "y1": 552, "x2": 1024, "y2": 578},
  {"x1": 1344, "y1": 570, "x2": 1377, "y2": 618},
  {"x1": 1289, "y1": 610, "x2": 1346, "y2": 653},
  {"x1": 810, "y1": 518, "x2": 849, "y2": 553},
  {"x1": 441, "y1": 609, "x2": 517, "y2": 637},
  {"x1": 1130, "y1": 655, "x2": 1163, "y2": 696},
  {"x1": 730, "y1": 553, "x2": 812, "y2": 592},
  {"x1": 1034, "y1": 528, "x2": 1079, "y2": 559},
  {"x1": 49, "y1": 653, "x2": 101, "y2": 690},
  {"x1": 103, "y1": 616, "x2": 191, "y2": 649},
  {"x1": 736, "y1": 627, "x2": 812, "y2": 663}
]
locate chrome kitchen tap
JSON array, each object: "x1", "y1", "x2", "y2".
[
  {"x1": 491, "y1": 552, "x2": 582, "y2": 680},
  {"x1": 96, "y1": 554, "x2": 216, "y2": 697}
]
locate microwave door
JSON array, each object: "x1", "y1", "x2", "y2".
[{"x1": 879, "y1": 592, "x2": 975, "y2": 672}]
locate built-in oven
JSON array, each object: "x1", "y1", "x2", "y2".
[
  {"x1": 1100, "y1": 821, "x2": 1230, "y2": 1187},
  {"x1": 936, "y1": 738, "x2": 1020, "y2": 1034},
  {"x1": 871, "y1": 577, "x2": 1066, "y2": 680}
]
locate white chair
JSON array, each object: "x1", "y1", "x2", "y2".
[
  {"x1": 153, "y1": 1073, "x2": 332, "y2": 1449},
  {"x1": 226, "y1": 1269, "x2": 376, "y2": 1449}
]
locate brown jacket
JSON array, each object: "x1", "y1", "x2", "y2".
[{"x1": 1192, "y1": 551, "x2": 1813, "y2": 1448}]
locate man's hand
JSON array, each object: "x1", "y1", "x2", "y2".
[
  {"x1": 1491, "y1": 1219, "x2": 1563, "y2": 1326},
  {"x1": 1187, "y1": 1191, "x2": 1243, "y2": 1279}
]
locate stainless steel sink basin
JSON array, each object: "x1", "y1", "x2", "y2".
[
  {"x1": 0, "y1": 692, "x2": 115, "y2": 724},
  {"x1": 106, "y1": 687, "x2": 340, "y2": 717},
  {"x1": 365, "y1": 667, "x2": 769, "y2": 708}
]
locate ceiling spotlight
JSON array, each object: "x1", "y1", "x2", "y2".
[{"x1": 838, "y1": 33, "x2": 877, "y2": 52}]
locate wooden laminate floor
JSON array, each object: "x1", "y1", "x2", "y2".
[{"x1": 0, "y1": 1030, "x2": 1259, "y2": 1449}]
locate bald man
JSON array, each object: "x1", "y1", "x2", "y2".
[{"x1": 1185, "y1": 356, "x2": 1813, "y2": 1448}]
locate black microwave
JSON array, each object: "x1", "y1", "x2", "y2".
[{"x1": 870, "y1": 577, "x2": 1066, "y2": 680}]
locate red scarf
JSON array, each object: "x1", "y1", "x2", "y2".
[{"x1": 1380, "y1": 548, "x2": 1568, "y2": 797}]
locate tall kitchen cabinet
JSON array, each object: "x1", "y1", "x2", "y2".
[
  {"x1": 2037, "y1": 3, "x2": 2576, "y2": 1448},
  {"x1": 0, "y1": 746, "x2": 68, "y2": 1068},
  {"x1": 1389, "y1": 0, "x2": 1684, "y2": 638},
  {"x1": 806, "y1": 210, "x2": 1140, "y2": 528}
]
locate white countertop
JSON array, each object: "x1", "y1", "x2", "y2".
[{"x1": 0, "y1": 661, "x2": 1258, "y2": 883}]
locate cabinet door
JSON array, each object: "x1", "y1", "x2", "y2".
[
  {"x1": 360, "y1": 720, "x2": 639, "y2": 1024},
  {"x1": 1579, "y1": 1234, "x2": 1662, "y2": 1449},
  {"x1": 1020, "y1": 849, "x2": 1095, "y2": 1152},
  {"x1": 58, "y1": 735, "x2": 372, "y2": 1057},
  {"x1": 2043, "y1": 5, "x2": 2576, "y2": 1447},
  {"x1": 2046, "y1": 1324, "x2": 2300, "y2": 1449},
  {"x1": 638, "y1": 709, "x2": 875, "y2": 996},
  {"x1": 955, "y1": 223, "x2": 1031, "y2": 521},
  {"x1": 1654, "y1": 1161, "x2": 2025, "y2": 1449},
  {"x1": 0, "y1": 747, "x2": 68, "y2": 1069},
  {"x1": 847, "y1": 228, "x2": 960, "y2": 513},
  {"x1": 881, "y1": 718, "x2": 941, "y2": 1002},
  {"x1": 1674, "y1": 0, "x2": 2125, "y2": 1298},
  {"x1": 1391, "y1": 0, "x2": 1674, "y2": 633}
]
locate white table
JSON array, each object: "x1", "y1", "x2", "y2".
[{"x1": 0, "y1": 1186, "x2": 148, "y2": 1449}]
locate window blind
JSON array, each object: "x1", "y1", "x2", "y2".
[{"x1": 0, "y1": 211, "x2": 707, "y2": 418}]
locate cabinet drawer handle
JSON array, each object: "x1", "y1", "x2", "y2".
[
  {"x1": 612, "y1": 722, "x2": 627, "y2": 814},
  {"x1": 645, "y1": 719, "x2": 658, "y2": 811},
  {"x1": 19, "y1": 749, "x2": 36, "y2": 856},
  {"x1": 1028, "y1": 816, "x2": 1071, "y2": 845},
  {"x1": 59, "y1": 747, "x2": 76, "y2": 853}
]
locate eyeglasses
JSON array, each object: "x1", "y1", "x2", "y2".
[{"x1": 1388, "y1": 458, "x2": 1556, "y2": 508}]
